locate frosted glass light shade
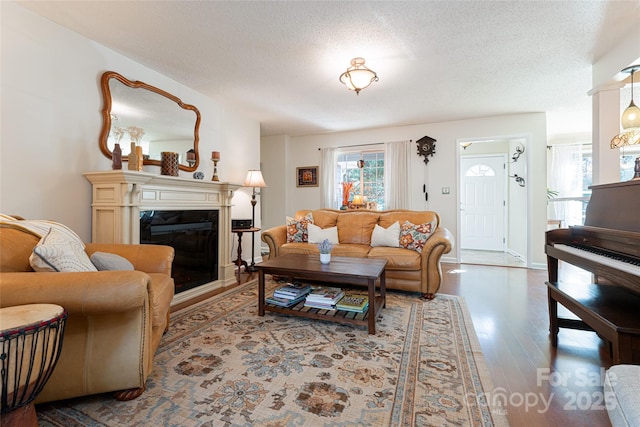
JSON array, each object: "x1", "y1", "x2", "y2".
[
  {"x1": 341, "y1": 69, "x2": 376, "y2": 90},
  {"x1": 621, "y1": 101, "x2": 640, "y2": 129},
  {"x1": 339, "y1": 58, "x2": 378, "y2": 94},
  {"x1": 611, "y1": 128, "x2": 640, "y2": 148}
]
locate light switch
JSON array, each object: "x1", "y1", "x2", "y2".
[{"x1": 442, "y1": 187, "x2": 450, "y2": 195}]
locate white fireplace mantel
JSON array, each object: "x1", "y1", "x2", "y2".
[{"x1": 84, "y1": 170, "x2": 241, "y2": 305}]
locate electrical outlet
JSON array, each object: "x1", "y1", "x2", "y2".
[{"x1": 442, "y1": 187, "x2": 450, "y2": 195}]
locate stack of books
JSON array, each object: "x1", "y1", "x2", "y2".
[
  {"x1": 304, "y1": 287, "x2": 345, "y2": 310},
  {"x1": 336, "y1": 294, "x2": 369, "y2": 313},
  {"x1": 266, "y1": 282, "x2": 312, "y2": 307}
]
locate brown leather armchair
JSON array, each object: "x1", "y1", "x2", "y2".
[{"x1": 0, "y1": 224, "x2": 175, "y2": 403}]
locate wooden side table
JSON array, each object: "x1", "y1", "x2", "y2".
[{"x1": 231, "y1": 227, "x2": 260, "y2": 280}]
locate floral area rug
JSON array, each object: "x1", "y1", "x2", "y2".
[{"x1": 37, "y1": 276, "x2": 508, "y2": 426}]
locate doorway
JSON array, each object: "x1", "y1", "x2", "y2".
[
  {"x1": 457, "y1": 138, "x2": 529, "y2": 267},
  {"x1": 460, "y1": 155, "x2": 506, "y2": 251}
]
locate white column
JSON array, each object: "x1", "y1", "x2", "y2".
[{"x1": 591, "y1": 87, "x2": 622, "y2": 185}]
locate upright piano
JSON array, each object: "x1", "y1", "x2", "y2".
[{"x1": 545, "y1": 180, "x2": 640, "y2": 363}]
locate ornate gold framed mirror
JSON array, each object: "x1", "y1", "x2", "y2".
[{"x1": 99, "y1": 71, "x2": 201, "y2": 172}]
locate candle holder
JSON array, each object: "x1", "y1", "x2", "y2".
[
  {"x1": 186, "y1": 149, "x2": 196, "y2": 168},
  {"x1": 211, "y1": 151, "x2": 221, "y2": 181},
  {"x1": 212, "y1": 159, "x2": 220, "y2": 181}
]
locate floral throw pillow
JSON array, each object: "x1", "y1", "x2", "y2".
[
  {"x1": 286, "y1": 213, "x2": 314, "y2": 243},
  {"x1": 399, "y1": 220, "x2": 436, "y2": 253}
]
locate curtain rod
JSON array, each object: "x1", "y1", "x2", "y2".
[{"x1": 318, "y1": 139, "x2": 412, "y2": 150}]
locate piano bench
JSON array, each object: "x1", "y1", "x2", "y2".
[{"x1": 546, "y1": 281, "x2": 640, "y2": 364}]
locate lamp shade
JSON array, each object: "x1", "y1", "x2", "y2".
[
  {"x1": 621, "y1": 65, "x2": 640, "y2": 129},
  {"x1": 611, "y1": 129, "x2": 640, "y2": 148},
  {"x1": 621, "y1": 101, "x2": 640, "y2": 129},
  {"x1": 244, "y1": 170, "x2": 267, "y2": 188},
  {"x1": 352, "y1": 195, "x2": 364, "y2": 205}
]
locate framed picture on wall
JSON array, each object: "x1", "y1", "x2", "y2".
[{"x1": 296, "y1": 166, "x2": 319, "y2": 187}]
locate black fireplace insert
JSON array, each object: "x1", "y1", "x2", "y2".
[{"x1": 140, "y1": 210, "x2": 219, "y2": 294}]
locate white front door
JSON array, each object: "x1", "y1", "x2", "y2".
[{"x1": 460, "y1": 155, "x2": 506, "y2": 251}]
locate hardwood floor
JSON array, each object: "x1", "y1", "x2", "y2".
[
  {"x1": 439, "y1": 262, "x2": 612, "y2": 427},
  {"x1": 192, "y1": 262, "x2": 613, "y2": 426}
]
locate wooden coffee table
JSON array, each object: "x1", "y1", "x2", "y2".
[{"x1": 256, "y1": 254, "x2": 387, "y2": 334}]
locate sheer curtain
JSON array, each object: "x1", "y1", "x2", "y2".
[
  {"x1": 548, "y1": 144, "x2": 584, "y2": 226},
  {"x1": 320, "y1": 147, "x2": 337, "y2": 208},
  {"x1": 384, "y1": 140, "x2": 411, "y2": 210}
]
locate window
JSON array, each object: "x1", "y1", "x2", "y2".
[
  {"x1": 621, "y1": 146, "x2": 640, "y2": 181},
  {"x1": 547, "y1": 144, "x2": 591, "y2": 227},
  {"x1": 465, "y1": 164, "x2": 496, "y2": 177},
  {"x1": 335, "y1": 150, "x2": 385, "y2": 210},
  {"x1": 548, "y1": 142, "x2": 639, "y2": 227}
]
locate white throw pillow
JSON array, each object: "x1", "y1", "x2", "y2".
[
  {"x1": 371, "y1": 221, "x2": 400, "y2": 247},
  {"x1": 91, "y1": 252, "x2": 134, "y2": 271},
  {"x1": 307, "y1": 223, "x2": 339, "y2": 245},
  {"x1": 30, "y1": 227, "x2": 97, "y2": 272}
]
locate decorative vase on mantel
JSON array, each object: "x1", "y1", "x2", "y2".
[
  {"x1": 161, "y1": 151, "x2": 180, "y2": 176},
  {"x1": 127, "y1": 142, "x2": 139, "y2": 171},
  {"x1": 136, "y1": 146, "x2": 144, "y2": 171},
  {"x1": 111, "y1": 143, "x2": 122, "y2": 170}
]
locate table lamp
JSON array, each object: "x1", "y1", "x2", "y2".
[{"x1": 244, "y1": 170, "x2": 267, "y2": 272}]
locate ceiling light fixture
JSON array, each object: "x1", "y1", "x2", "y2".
[
  {"x1": 611, "y1": 64, "x2": 640, "y2": 150},
  {"x1": 621, "y1": 65, "x2": 640, "y2": 129},
  {"x1": 339, "y1": 57, "x2": 378, "y2": 95}
]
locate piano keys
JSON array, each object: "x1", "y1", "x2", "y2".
[{"x1": 546, "y1": 180, "x2": 640, "y2": 293}]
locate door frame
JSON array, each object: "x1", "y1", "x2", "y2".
[{"x1": 455, "y1": 135, "x2": 532, "y2": 268}]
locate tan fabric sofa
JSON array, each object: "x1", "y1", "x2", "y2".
[
  {"x1": 0, "y1": 223, "x2": 175, "y2": 403},
  {"x1": 261, "y1": 209, "x2": 454, "y2": 298}
]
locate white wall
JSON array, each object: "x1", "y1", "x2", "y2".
[
  {"x1": 260, "y1": 135, "x2": 289, "y2": 232},
  {"x1": 261, "y1": 113, "x2": 547, "y2": 267},
  {"x1": 507, "y1": 138, "x2": 528, "y2": 259},
  {"x1": 1, "y1": 3, "x2": 260, "y2": 248}
]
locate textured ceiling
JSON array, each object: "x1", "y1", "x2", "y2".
[{"x1": 16, "y1": 1, "x2": 640, "y2": 138}]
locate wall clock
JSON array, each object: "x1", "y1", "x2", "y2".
[{"x1": 416, "y1": 135, "x2": 436, "y2": 165}]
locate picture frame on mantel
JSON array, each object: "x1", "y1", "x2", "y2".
[{"x1": 296, "y1": 166, "x2": 319, "y2": 187}]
